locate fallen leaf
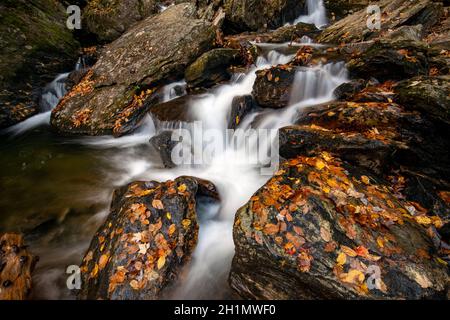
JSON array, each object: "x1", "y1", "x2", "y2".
[
  {"x1": 152, "y1": 199, "x2": 164, "y2": 210},
  {"x1": 157, "y1": 256, "x2": 166, "y2": 270},
  {"x1": 337, "y1": 252, "x2": 347, "y2": 266}
]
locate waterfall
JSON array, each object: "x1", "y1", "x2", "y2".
[
  {"x1": 293, "y1": 0, "x2": 328, "y2": 28},
  {"x1": 3, "y1": 72, "x2": 70, "y2": 136}
]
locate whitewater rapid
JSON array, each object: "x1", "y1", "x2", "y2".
[{"x1": 3, "y1": 0, "x2": 348, "y2": 299}]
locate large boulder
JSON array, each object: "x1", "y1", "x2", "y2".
[
  {"x1": 185, "y1": 48, "x2": 241, "y2": 89},
  {"x1": 0, "y1": 0, "x2": 80, "y2": 129},
  {"x1": 395, "y1": 76, "x2": 450, "y2": 126},
  {"x1": 252, "y1": 65, "x2": 297, "y2": 109},
  {"x1": 83, "y1": 0, "x2": 163, "y2": 43},
  {"x1": 0, "y1": 233, "x2": 38, "y2": 300},
  {"x1": 79, "y1": 176, "x2": 217, "y2": 299},
  {"x1": 51, "y1": 3, "x2": 216, "y2": 136},
  {"x1": 282, "y1": 100, "x2": 450, "y2": 218},
  {"x1": 347, "y1": 40, "x2": 430, "y2": 82},
  {"x1": 230, "y1": 153, "x2": 448, "y2": 299},
  {"x1": 222, "y1": 0, "x2": 306, "y2": 32},
  {"x1": 318, "y1": 0, "x2": 443, "y2": 44}
]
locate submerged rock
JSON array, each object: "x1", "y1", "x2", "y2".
[
  {"x1": 230, "y1": 153, "x2": 448, "y2": 299},
  {"x1": 228, "y1": 95, "x2": 256, "y2": 129},
  {"x1": 252, "y1": 66, "x2": 297, "y2": 109},
  {"x1": 185, "y1": 48, "x2": 241, "y2": 89},
  {"x1": 51, "y1": 3, "x2": 216, "y2": 136},
  {"x1": 0, "y1": 233, "x2": 38, "y2": 300},
  {"x1": 79, "y1": 176, "x2": 218, "y2": 300},
  {"x1": 0, "y1": 0, "x2": 79, "y2": 129},
  {"x1": 150, "y1": 131, "x2": 178, "y2": 168},
  {"x1": 395, "y1": 75, "x2": 450, "y2": 126}
]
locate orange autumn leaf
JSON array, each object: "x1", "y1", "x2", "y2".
[
  {"x1": 263, "y1": 223, "x2": 279, "y2": 235},
  {"x1": 152, "y1": 199, "x2": 164, "y2": 210},
  {"x1": 157, "y1": 256, "x2": 166, "y2": 270},
  {"x1": 98, "y1": 254, "x2": 109, "y2": 270},
  {"x1": 341, "y1": 245, "x2": 357, "y2": 257}
]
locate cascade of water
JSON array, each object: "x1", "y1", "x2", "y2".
[
  {"x1": 293, "y1": 0, "x2": 328, "y2": 28},
  {"x1": 3, "y1": 72, "x2": 70, "y2": 136}
]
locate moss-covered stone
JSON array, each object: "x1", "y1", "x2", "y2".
[
  {"x1": 185, "y1": 48, "x2": 241, "y2": 88},
  {"x1": 0, "y1": 0, "x2": 80, "y2": 129}
]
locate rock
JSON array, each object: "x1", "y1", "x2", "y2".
[
  {"x1": 150, "y1": 131, "x2": 178, "y2": 168},
  {"x1": 228, "y1": 95, "x2": 256, "y2": 129},
  {"x1": 0, "y1": 233, "x2": 38, "y2": 300},
  {"x1": 324, "y1": 0, "x2": 370, "y2": 21},
  {"x1": 79, "y1": 176, "x2": 217, "y2": 299},
  {"x1": 333, "y1": 79, "x2": 369, "y2": 100},
  {"x1": 347, "y1": 40, "x2": 430, "y2": 82},
  {"x1": 426, "y1": 15, "x2": 450, "y2": 48},
  {"x1": 51, "y1": 3, "x2": 216, "y2": 136},
  {"x1": 279, "y1": 125, "x2": 395, "y2": 175},
  {"x1": 230, "y1": 153, "x2": 448, "y2": 299},
  {"x1": 185, "y1": 48, "x2": 241, "y2": 89},
  {"x1": 224, "y1": 22, "x2": 320, "y2": 45},
  {"x1": 394, "y1": 76, "x2": 450, "y2": 126},
  {"x1": 0, "y1": 0, "x2": 80, "y2": 129},
  {"x1": 149, "y1": 95, "x2": 198, "y2": 124},
  {"x1": 318, "y1": 0, "x2": 443, "y2": 44},
  {"x1": 281, "y1": 100, "x2": 450, "y2": 219},
  {"x1": 384, "y1": 25, "x2": 424, "y2": 42},
  {"x1": 84, "y1": 0, "x2": 164, "y2": 43},
  {"x1": 252, "y1": 66, "x2": 297, "y2": 109},
  {"x1": 222, "y1": 0, "x2": 306, "y2": 32}
]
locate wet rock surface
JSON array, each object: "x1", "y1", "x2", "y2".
[
  {"x1": 347, "y1": 40, "x2": 430, "y2": 82},
  {"x1": 0, "y1": 0, "x2": 80, "y2": 129},
  {"x1": 222, "y1": 0, "x2": 306, "y2": 32},
  {"x1": 83, "y1": 0, "x2": 165, "y2": 43},
  {"x1": 0, "y1": 233, "x2": 38, "y2": 300},
  {"x1": 394, "y1": 75, "x2": 450, "y2": 126},
  {"x1": 78, "y1": 176, "x2": 217, "y2": 300},
  {"x1": 230, "y1": 153, "x2": 448, "y2": 299},
  {"x1": 318, "y1": 0, "x2": 443, "y2": 44},
  {"x1": 185, "y1": 48, "x2": 241, "y2": 89},
  {"x1": 51, "y1": 3, "x2": 216, "y2": 136},
  {"x1": 253, "y1": 66, "x2": 297, "y2": 109}
]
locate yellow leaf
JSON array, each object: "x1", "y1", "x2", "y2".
[
  {"x1": 90, "y1": 264, "x2": 99, "y2": 278},
  {"x1": 315, "y1": 159, "x2": 326, "y2": 170},
  {"x1": 415, "y1": 216, "x2": 432, "y2": 225},
  {"x1": 130, "y1": 280, "x2": 140, "y2": 290},
  {"x1": 157, "y1": 256, "x2": 166, "y2": 270},
  {"x1": 98, "y1": 254, "x2": 109, "y2": 270},
  {"x1": 166, "y1": 212, "x2": 172, "y2": 220},
  {"x1": 337, "y1": 252, "x2": 347, "y2": 266},
  {"x1": 361, "y1": 175, "x2": 370, "y2": 185},
  {"x1": 182, "y1": 219, "x2": 192, "y2": 229},
  {"x1": 376, "y1": 237, "x2": 384, "y2": 248},
  {"x1": 168, "y1": 224, "x2": 176, "y2": 236},
  {"x1": 177, "y1": 184, "x2": 187, "y2": 193},
  {"x1": 341, "y1": 245, "x2": 357, "y2": 257},
  {"x1": 341, "y1": 269, "x2": 365, "y2": 284}
]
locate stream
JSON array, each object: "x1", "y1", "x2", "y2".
[{"x1": 0, "y1": 1, "x2": 348, "y2": 300}]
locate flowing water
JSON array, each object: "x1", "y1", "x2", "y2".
[{"x1": 0, "y1": 0, "x2": 347, "y2": 299}]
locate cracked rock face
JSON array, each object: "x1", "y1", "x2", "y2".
[
  {"x1": 78, "y1": 176, "x2": 218, "y2": 300},
  {"x1": 51, "y1": 3, "x2": 216, "y2": 136},
  {"x1": 230, "y1": 153, "x2": 448, "y2": 300}
]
